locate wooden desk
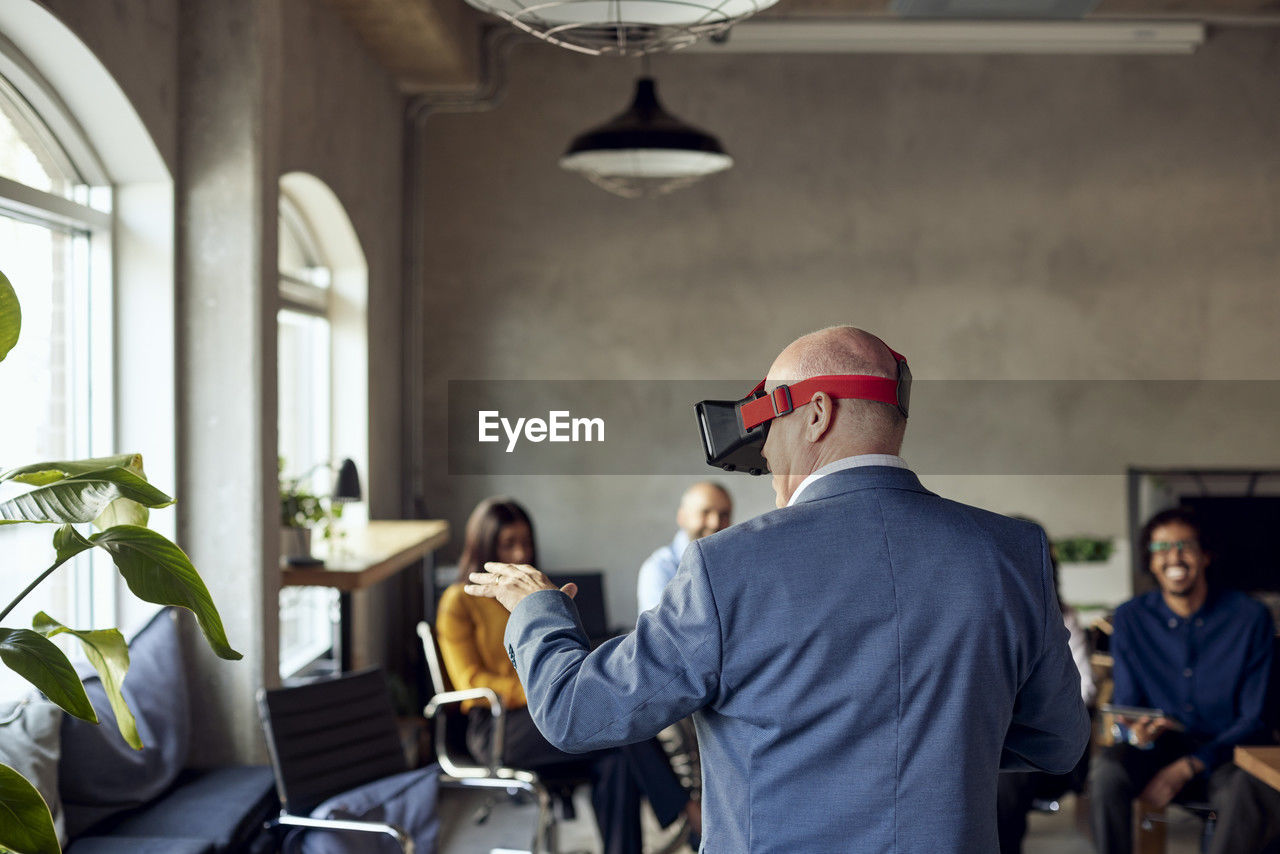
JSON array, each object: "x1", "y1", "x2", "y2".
[
  {"x1": 282, "y1": 519, "x2": 449, "y2": 591},
  {"x1": 1235, "y1": 745, "x2": 1280, "y2": 792},
  {"x1": 281, "y1": 520, "x2": 450, "y2": 670}
]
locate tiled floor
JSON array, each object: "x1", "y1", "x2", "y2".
[
  {"x1": 437, "y1": 786, "x2": 690, "y2": 854},
  {"x1": 437, "y1": 789, "x2": 1205, "y2": 853}
]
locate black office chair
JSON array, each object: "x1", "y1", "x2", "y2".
[
  {"x1": 257, "y1": 668, "x2": 416, "y2": 853},
  {"x1": 1140, "y1": 798, "x2": 1217, "y2": 853},
  {"x1": 418, "y1": 621, "x2": 595, "y2": 854}
]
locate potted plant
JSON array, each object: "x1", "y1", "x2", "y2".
[
  {"x1": 279, "y1": 461, "x2": 325, "y2": 565},
  {"x1": 1053, "y1": 536, "x2": 1116, "y2": 564},
  {"x1": 278, "y1": 460, "x2": 345, "y2": 565},
  {"x1": 0, "y1": 268, "x2": 241, "y2": 854}
]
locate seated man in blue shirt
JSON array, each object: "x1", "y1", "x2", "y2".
[
  {"x1": 1089, "y1": 507, "x2": 1280, "y2": 854},
  {"x1": 636, "y1": 482, "x2": 731, "y2": 614}
]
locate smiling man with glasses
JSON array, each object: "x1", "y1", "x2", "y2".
[{"x1": 1089, "y1": 507, "x2": 1280, "y2": 854}]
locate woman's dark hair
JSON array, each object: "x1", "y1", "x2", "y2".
[
  {"x1": 456, "y1": 497, "x2": 537, "y2": 584},
  {"x1": 1139, "y1": 506, "x2": 1209, "y2": 570}
]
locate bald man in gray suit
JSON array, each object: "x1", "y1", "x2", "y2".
[{"x1": 468, "y1": 327, "x2": 1089, "y2": 853}]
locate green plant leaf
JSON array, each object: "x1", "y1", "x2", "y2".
[
  {"x1": 91, "y1": 497, "x2": 149, "y2": 532},
  {"x1": 91, "y1": 456, "x2": 150, "y2": 531},
  {"x1": 0, "y1": 454, "x2": 143, "y2": 487},
  {"x1": 0, "y1": 270, "x2": 19, "y2": 364},
  {"x1": 0, "y1": 762, "x2": 60, "y2": 854},
  {"x1": 1054, "y1": 536, "x2": 1116, "y2": 564},
  {"x1": 89, "y1": 526, "x2": 241, "y2": 661},
  {"x1": 0, "y1": 466, "x2": 173, "y2": 526},
  {"x1": 0, "y1": 628, "x2": 96, "y2": 723},
  {"x1": 52, "y1": 525, "x2": 94, "y2": 566},
  {"x1": 34, "y1": 613, "x2": 139, "y2": 750}
]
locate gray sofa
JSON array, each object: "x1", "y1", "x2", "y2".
[{"x1": 56, "y1": 608, "x2": 278, "y2": 854}]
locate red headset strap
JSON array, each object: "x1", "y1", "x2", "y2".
[{"x1": 739, "y1": 373, "x2": 902, "y2": 431}]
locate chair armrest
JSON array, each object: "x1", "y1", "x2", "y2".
[
  {"x1": 425, "y1": 687, "x2": 503, "y2": 719},
  {"x1": 273, "y1": 813, "x2": 414, "y2": 853},
  {"x1": 424, "y1": 688, "x2": 507, "y2": 772}
]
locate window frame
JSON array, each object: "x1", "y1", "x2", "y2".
[
  {"x1": 0, "y1": 39, "x2": 116, "y2": 638},
  {"x1": 276, "y1": 188, "x2": 339, "y2": 679}
]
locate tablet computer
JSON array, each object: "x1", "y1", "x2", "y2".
[{"x1": 1099, "y1": 704, "x2": 1185, "y2": 730}]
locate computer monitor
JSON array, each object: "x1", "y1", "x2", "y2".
[
  {"x1": 546, "y1": 571, "x2": 610, "y2": 645},
  {"x1": 1181, "y1": 496, "x2": 1280, "y2": 594}
]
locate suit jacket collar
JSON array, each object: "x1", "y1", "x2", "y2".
[{"x1": 791, "y1": 465, "x2": 931, "y2": 505}]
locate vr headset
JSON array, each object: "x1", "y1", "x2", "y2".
[{"x1": 695, "y1": 349, "x2": 911, "y2": 475}]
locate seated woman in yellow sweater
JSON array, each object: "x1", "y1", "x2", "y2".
[{"x1": 437, "y1": 497, "x2": 695, "y2": 854}]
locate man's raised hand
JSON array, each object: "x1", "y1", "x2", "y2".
[{"x1": 465, "y1": 561, "x2": 579, "y2": 612}]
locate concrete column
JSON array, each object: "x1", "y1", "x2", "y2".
[{"x1": 176, "y1": 0, "x2": 282, "y2": 765}]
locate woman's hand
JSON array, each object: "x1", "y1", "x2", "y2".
[
  {"x1": 465, "y1": 561, "x2": 578, "y2": 612},
  {"x1": 1138, "y1": 757, "x2": 1198, "y2": 809}
]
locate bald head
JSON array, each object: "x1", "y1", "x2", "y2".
[
  {"x1": 760, "y1": 327, "x2": 907, "y2": 507},
  {"x1": 677, "y1": 481, "x2": 732, "y2": 541},
  {"x1": 773, "y1": 326, "x2": 900, "y2": 385}
]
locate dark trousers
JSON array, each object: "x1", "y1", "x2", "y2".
[
  {"x1": 1088, "y1": 738, "x2": 1280, "y2": 854},
  {"x1": 997, "y1": 749, "x2": 1089, "y2": 854},
  {"x1": 468, "y1": 707, "x2": 689, "y2": 854}
]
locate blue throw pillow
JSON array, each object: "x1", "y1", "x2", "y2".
[
  {"x1": 285, "y1": 765, "x2": 441, "y2": 854},
  {"x1": 58, "y1": 608, "x2": 190, "y2": 837},
  {"x1": 0, "y1": 695, "x2": 65, "y2": 845}
]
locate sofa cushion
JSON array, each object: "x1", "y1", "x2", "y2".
[
  {"x1": 285, "y1": 765, "x2": 441, "y2": 854},
  {"x1": 90, "y1": 766, "x2": 278, "y2": 852},
  {"x1": 65, "y1": 836, "x2": 214, "y2": 854},
  {"x1": 59, "y1": 608, "x2": 190, "y2": 837},
  {"x1": 0, "y1": 695, "x2": 65, "y2": 845}
]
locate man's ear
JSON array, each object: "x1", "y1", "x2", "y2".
[{"x1": 806, "y1": 392, "x2": 835, "y2": 442}]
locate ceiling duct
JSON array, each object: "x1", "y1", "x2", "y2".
[
  {"x1": 688, "y1": 20, "x2": 1206, "y2": 54},
  {"x1": 890, "y1": 0, "x2": 1101, "y2": 18}
]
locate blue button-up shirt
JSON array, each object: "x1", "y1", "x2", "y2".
[
  {"x1": 636, "y1": 530, "x2": 689, "y2": 615},
  {"x1": 1111, "y1": 587, "x2": 1275, "y2": 770}
]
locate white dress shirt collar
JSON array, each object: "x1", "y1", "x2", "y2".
[{"x1": 786, "y1": 454, "x2": 909, "y2": 507}]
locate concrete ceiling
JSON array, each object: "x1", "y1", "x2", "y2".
[{"x1": 324, "y1": 0, "x2": 1280, "y2": 92}]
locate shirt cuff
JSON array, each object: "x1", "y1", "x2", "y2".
[{"x1": 504, "y1": 589, "x2": 584, "y2": 675}]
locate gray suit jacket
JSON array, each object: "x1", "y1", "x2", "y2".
[{"x1": 505, "y1": 466, "x2": 1090, "y2": 852}]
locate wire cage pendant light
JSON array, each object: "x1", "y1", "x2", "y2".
[
  {"x1": 559, "y1": 76, "x2": 732, "y2": 198},
  {"x1": 462, "y1": 0, "x2": 781, "y2": 56}
]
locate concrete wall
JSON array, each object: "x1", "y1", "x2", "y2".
[
  {"x1": 416, "y1": 31, "x2": 1280, "y2": 625},
  {"x1": 38, "y1": 0, "x2": 180, "y2": 171}
]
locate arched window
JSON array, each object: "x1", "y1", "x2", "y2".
[
  {"x1": 277, "y1": 174, "x2": 369, "y2": 678},
  {"x1": 278, "y1": 190, "x2": 333, "y2": 490},
  {"x1": 0, "y1": 46, "x2": 114, "y2": 697}
]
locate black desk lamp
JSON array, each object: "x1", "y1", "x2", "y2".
[{"x1": 331, "y1": 458, "x2": 362, "y2": 504}]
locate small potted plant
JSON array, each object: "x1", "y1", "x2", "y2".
[
  {"x1": 278, "y1": 458, "x2": 349, "y2": 565},
  {"x1": 279, "y1": 460, "x2": 327, "y2": 565}
]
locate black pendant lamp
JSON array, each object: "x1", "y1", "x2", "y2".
[{"x1": 559, "y1": 77, "x2": 733, "y2": 199}]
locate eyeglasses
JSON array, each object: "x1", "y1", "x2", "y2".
[{"x1": 1148, "y1": 539, "x2": 1200, "y2": 554}]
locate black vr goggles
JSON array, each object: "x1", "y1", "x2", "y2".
[{"x1": 695, "y1": 349, "x2": 911, "y2": 475}]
